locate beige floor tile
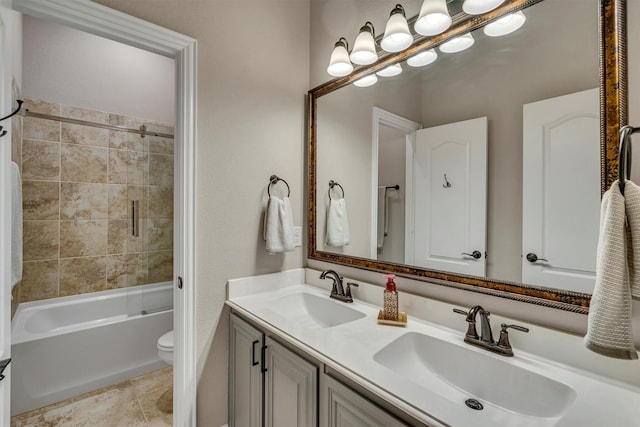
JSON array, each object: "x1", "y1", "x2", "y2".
[
  {"x1": 11, "y1": 368, "x2": 172, "y2": 427},
  {"x1": 11, "y1": 400, "x2": 72, "y2": 427},
  {"x1": 73, "y1": 383, "x2": 147, "y2": 427},
  {"x1": 132, "y1": 367, "x2": 173, "y2": 425}
]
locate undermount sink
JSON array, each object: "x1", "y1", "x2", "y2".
[
  {"x1": 265, "y1": 292, "x2": 365, "y2": 328},
  {"x1": 373, "y1": 332, "x2": 577, "y2": 418}
]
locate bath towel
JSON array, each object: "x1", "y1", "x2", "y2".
[
  {"x1": 263, "y1": 196, "x2": 295, "y2": 254},
  {"x1": 584, "y1": 181, "x2": 638, "y2": 359},
  {"x1": 11, "y1": 161, "x2": 22, "y2": 289},
  {"x1": 326, "y1": 198, "x2": 350, "y2": 247},
  {"x1": 377, "y1": 187, "x2": 389, "y2": 249}
]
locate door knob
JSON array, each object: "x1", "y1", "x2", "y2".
[
  {"x1": 461, "y1": 250, "x2": 482, "y2": 259},
  {"x1": 526, "y1": 253, "x2": 548, "y2": 263}
]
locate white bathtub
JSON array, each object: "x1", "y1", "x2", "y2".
[{"x1": 11, "y1": 282, "x2": 173, "y2": 416}]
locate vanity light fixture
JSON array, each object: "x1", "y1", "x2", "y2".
[
  {"x1": 483, "y1": 11, "x2": 526, "y2": 37},
  {"x1": 376, "y1": 63, "x2": 403, "y2": 77},
  {"x1": 407, "y1": 48, "x2": 438, "y2": 67},
  {"x1": 439, "y1": 33, "x2": 475, "y2": 53},
  {"x1": 353, "y1": 74, "x2": 378, "y2": 87},
  {"x1": 327, "y1": 37, "x2": 354, "y2": 77},
  {"x1": 381, "y1": 4, "x2": 413, "y2": 53},
  {"x1": 462, "y1": 0, "x2": 505, "y2": 15},
  {"x1": 350, "y1": 22, "x2": 378, "y2": 65},
  {"x1": 414, "y1": 0, "x2": 452, "y2": 36}
]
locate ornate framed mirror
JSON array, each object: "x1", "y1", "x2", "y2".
[{"x1": 307, "y1": 0, "x2": 627, "y2": 314}]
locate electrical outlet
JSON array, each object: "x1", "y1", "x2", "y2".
[{"x1": 293, "y1": 226, "x2": 302, "y2": 247}]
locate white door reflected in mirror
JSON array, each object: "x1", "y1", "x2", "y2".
[
  {"x1": 522, "y1": 88, "x2": 600, "y2": 293},
  {"x1": 411, "y1": 117, "x2": 488, "y2": 277}
]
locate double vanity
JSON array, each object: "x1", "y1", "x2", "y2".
[{"x1": 227, "y1": 269, "x2": 640, "y2": 427}]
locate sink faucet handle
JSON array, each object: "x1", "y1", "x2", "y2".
[
  {"x1": 502, "y1": 324, "x2": 529, "y2": 333},
  {"x1": 497, "y1": 323, "x2": 530, "y2": 355},
  {"x1": 345, "y1": 282, "x2": 359, "y2": 299},
  {"x1": 453, "y1": 308, "x2": 469, "y2": 316},
  {"x1": 453, "y1": 308, "x2": 479, "y2": 340}
]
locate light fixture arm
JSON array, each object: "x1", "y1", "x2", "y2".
[
  {"x1": 335, "y1": 37, "x2": 349, "y2": 50},
  {"x1": 360, "y1": 21, "x2": 375, "y2": 38},
  {"x1": 390, "y1": 4, "x2": 407, "y2": 17}
]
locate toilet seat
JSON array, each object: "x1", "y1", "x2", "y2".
[
  {"x1": 157, "y1": 330, "x2": 174, "y2": 350},
  {"x1": 158, "y1": 330, "x2": 174, "y2": 365}
]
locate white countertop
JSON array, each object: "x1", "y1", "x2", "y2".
[{"x1": 226, "y1": 268, "x2": 640, "y2": 427}]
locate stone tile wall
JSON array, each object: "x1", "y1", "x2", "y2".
[{"x1": 16, "y1": 97, "x2": 174, "y2": 304}]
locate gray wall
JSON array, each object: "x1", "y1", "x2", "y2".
[
  {"x1": 93, "y1": 1, "x2": 310, "y2": 425},
  {"x1": 22, "y1": 16, "x2": 175, "y2": 123}
]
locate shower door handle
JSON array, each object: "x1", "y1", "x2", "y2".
[
  {"x1": 0, "y1": 358, "x2": 10, "y2": 381},
  {"x1": 131, "y1": 200, "x2": 140, "y2": 237}
]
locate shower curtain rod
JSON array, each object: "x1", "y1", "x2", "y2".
[{"x1": 21, "y1": 110, "x2": 175, "y2": 139}]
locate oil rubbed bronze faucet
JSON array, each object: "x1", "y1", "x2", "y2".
[
  {"x1": 319, "y1": 270, "x2": 358, "y2": 303},
  {"x1": 453, "y1": 305, "x2": 529, "y2": 357}
]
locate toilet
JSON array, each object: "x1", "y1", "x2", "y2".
[
  {"x1": 157, "y1": 330, "x2": 174, "y2": 365},
  {"x1": 156, "y1": 330, "x2": 174, "y2": 414}
]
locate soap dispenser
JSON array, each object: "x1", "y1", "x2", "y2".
[{"x1": 383, "y1": 274, "x2": 398, "y2": 321}]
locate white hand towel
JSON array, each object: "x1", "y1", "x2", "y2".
[
  {"x1": 584, "y1": 181, "x2": 638, "y2": 359},
  {"x1": 263, "y1": 196, "x2": 295, "y2": 254},
  {"x1": 11, "y1": 161, "x2": 23, "y2": 289},
  {"x1": 623, "y1": 180, "x2": 640, "y2": 298},
  {"x1": 326, "y1": 198, "x2": 350, "y2": 247},
  {"x1": 377, "y1": 187, "x2": 388, "y2": 249}
]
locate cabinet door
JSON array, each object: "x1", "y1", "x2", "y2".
[
  {"x1": 229, "y1": 314, "x2": 263, "y2": 427},
  {"x1": 264, "y1": 337, "x2": 318, "y2": 427},
  {"x1": 321, "y1": 374, "x2": 408, "y2": 427}
]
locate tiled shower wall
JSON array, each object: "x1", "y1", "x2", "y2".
[{"x1": 16, "y1": 97, "x2": 174, "y2": 304}]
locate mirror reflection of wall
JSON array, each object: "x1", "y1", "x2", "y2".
[
  {"x1": 315, "y1": 0, "x2": 599, "y2": 291},
  {"x1": 376, "y1": 124, "x2": 406, "y2": 263}
]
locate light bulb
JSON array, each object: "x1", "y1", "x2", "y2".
[
  {"x1": 414, "y1": 0, "x2": 452, "y2": 36},
  {"x1": 462, "y1": 0, "x2": 505, "y2": 15},
  {"x1": 381, "y1": 4, "x2": 413, "y2": 53},
  {"x1": 439, "y1": 33, "x2": 475, "y2": 53},
  {"x1": 376, "y1": 64, "x2": 403, "y2": 77},
  {"x1": 327, "y1": 38, "x2": 353, "y2": 77},
  {"x1": 353, "y1": 74, "x2": 378, "y2": 87},
  {"x1": 350, "y1": 22, "x2": 378, "y2": 65},
  {"x1": 483, "y1": 11, "x2": 526, "y2": 37},
  {"x1": 407, "y1": 48, "x2": 438, "y2": 67}
]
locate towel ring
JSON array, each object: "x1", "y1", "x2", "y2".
[
  {"x1": 618, "y1": 125, "x2": 640, "y2": 195},
  {"x1": 328, "y1": 180, "x2": 345, "y2": 200},
  {"x1": 0, "y1": 100, "x2": 24, "y2": 123},
  {"x1": 267, "y1": 174, "x2": 290, "y2": 197}
]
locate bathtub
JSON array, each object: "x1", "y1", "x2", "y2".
[{"x1": 10, "y1": 282, "x2": 173, "y2": 416}]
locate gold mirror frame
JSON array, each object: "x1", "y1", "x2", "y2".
[{"x1": 307, "y1": 0, "x2": 627, "y2": 314}]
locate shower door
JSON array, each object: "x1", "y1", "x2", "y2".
[{"x1": 120, "y1": 121, "x2": 175, "y2": 317}]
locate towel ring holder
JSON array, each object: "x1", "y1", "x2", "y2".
[
  {"x1": 267, "y1": 174, "x2": 290, "y2": 197},
  {"x1": 618, "y1": 125, "x2": 640, "y2": 195},
  {"x1": 328, "y1": 180, "x2": 345, "y2": 200}
]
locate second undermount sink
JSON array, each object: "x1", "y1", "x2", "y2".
[
  {"x1": 373, "y1": 332, "x2": 577, "y2": 418},
  {"x1": 264, "y1": 292, "x2": 365, "y2": 328}
]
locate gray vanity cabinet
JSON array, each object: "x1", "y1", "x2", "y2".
[
  {"x1": 264, "y1": 337, "x2": 317, "y2": 427},
  {"x1": 229, "y1": 313, "x2": 263, "y2": 427},
  {"x1": 229, "y1": 313, "x2": 318, "y2": 427},
  {"x1": 320, "y1": 374, "x2": 409, "y2": 427}
]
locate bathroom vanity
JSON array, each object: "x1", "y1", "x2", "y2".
[{"x1": 226, "y1": 269, "x2": 640, "y2": 427}]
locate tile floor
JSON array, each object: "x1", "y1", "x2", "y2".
[{"x1": 11, "y1": 367, "x2": 172, "y2": 426}]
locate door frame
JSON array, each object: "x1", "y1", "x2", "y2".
[
  {"x1": 8, "y1": 1, "x2": 197, "y2": 425},
  {"x1": 370, "y1": 107, "x2": 421, "y2": 260}
]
